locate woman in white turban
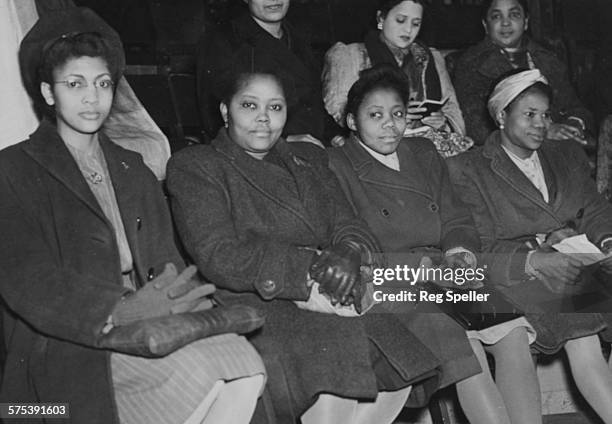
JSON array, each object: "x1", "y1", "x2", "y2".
[{"x1": 449, "y1": 69, "x2": 612, "y2": 423}]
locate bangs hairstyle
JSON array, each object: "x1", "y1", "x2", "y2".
[
  {"x1": 221, "y1": 72, "x2": 286, "y2": 105},
  {"x1": 38, "y1": 31, "x2": 121, "y2": 85},
  {"x1": 35, "y1": 31, "x2": 122, "y2": 119},
  {"x1": 378, "y1": 0, "x2": 426, "y2": 17},
  {"x1": 345, "y1": 64, "x2": 410, "y2": 119},
  {"x1": 481, "y1": 0, "x2": 529, "y2": 20}
]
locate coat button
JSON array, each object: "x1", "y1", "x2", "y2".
[
  {"x1": 136, "y1": 217, "x2": 142, "y2": 230},
  {"x1": 576, "y1": 208, "x2": 584, "y2": 219},
  {"x1": 381, "y1": 208, "x2": 390, "y2": 217},
  {"x1": 147, "y1": 267, "x2": 155, "y2": 281},
  {"x1": 261, "y1": 280, "x2": 276, "y2": 292},
  {"x1": 429, "y1": 202, "x2": 439, "y2": 212}
]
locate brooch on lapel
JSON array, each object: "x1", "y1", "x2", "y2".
[{"x1": 121, "y1": 161, "x2": 129, "y2": 170}]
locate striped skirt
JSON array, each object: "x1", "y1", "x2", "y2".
[{"x1": 111, "y1": 334, "x2": 266, "y2": 424}]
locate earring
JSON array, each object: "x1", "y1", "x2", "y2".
[
  {"x1": 377, "y1": 22, "x2": 383, "y2": 30},
  {"x1": 224, "y1": 121, "x2": 229, "y2": 128},
  {"x1": 499, "y1": 123, "x2": 505, "y2": 130}
]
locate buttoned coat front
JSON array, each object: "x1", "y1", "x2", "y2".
[
  {"x1": 328, "y1": 136, "x2": 480, "y2": 266},
  {"x1": 447, "y1": 132, "x2": 612, "y2": 352},
  {"x1": 167, "y1": 130, "x2": 442, "y2": 421},
  {"x1": 327, "y1": 136, "x2": 482, "y2": 388},
  {"x1": 0, "y1": 121, "x2": 183, "y2": 424}
]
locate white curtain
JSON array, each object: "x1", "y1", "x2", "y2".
[
  {"x1": 0, "y1": 0, "x2": 38, "y2": 150},
  {"x1": 0, "y1": 0, "x2": 171, "y2": 180}
]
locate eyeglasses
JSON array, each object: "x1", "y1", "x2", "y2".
[{"x1": 53, "y1": 77, "x2": 114, "y2": 91}]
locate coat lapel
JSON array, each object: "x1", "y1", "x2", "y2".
[
  {"x1": 342, "y1": 136, "x2": 434, "y2": 200},
  {"x1": 483, "y1": 132, "x2": 560, "y2": 221},
  {"x1": 213, "y1": 131, "x2": 321, "y2": 238},
  {"x1": 233, "y1": 14, "x2": 313, "y2": 86},
  {"x1": 22, "y1": 121, "x2": 107, "y2": 223},
  {"x1": 538, "y1": 143, "x2": 567, "y2": 212},
  {"x1": 98, "y1": 132, "x2": 143, "y2": 270}
]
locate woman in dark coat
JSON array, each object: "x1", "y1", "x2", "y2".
[
  {"x1": 453, "y1": 0, "x2": 593, "y2": 145},
  {"x1": 0, "y1": 8, "x2": 265, "y2": 424},
  {"x1": 167, "y1": 71, "x2": 443, "y2": 424},
  {"x1": 197, "y1": 0, "x2": 331, "y2": 144},
  {"x1": 329, "y1": 65, "x2": 540, "y2": 424},
  {"x1": 448, "y1": 69, "x2": 612, "y2": 423}
]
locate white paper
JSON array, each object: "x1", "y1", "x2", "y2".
[{"x1": 552, "y1": 234, "x2": 606, "y2": 266}]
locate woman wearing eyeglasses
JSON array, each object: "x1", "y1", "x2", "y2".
[{"x1": 0, "y1": 8, "x2": 265, "y2": 424}]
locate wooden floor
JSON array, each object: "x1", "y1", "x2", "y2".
[{"x1": 393, "y1": 411, "x2": 602, "y2": 424}]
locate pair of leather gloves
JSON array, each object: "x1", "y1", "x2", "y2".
[
  {"x1": 111, "y1": 263, "x2": 214, "y2": 327},
  {"x1": 309, "y1": 241, "x2": 364, "y2": 308}
]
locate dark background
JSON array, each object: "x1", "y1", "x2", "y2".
[{"x1": 72, "y1": 0, "x2": 612, "y2": 148}]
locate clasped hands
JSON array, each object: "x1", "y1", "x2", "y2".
[
  {"x1": 309, "y1": 242, "x2": 362, "y2": 307},
  {"x1": 528, "y1": 229, "x2": 612, "y2": 293},
  {"x1": 111, "y1": 263, "x2": 215, "y2": 327}
]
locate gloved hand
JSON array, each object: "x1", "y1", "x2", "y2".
[
  {"x1": 112, "y1": 264, "x2": 215, "y2": 326},
  {"x1": 310, "y1": 242, "x2": 361, "y2": 305}
]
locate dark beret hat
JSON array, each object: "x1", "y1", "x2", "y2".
[{"x1": 19, "y1": 7, "x2": 125, "y2": 100}]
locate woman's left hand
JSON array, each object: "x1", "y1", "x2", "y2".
[{"x1": 421, "y1": 112, "x2": 447, "y2": 130}]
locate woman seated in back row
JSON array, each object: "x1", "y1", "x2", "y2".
[
  {"x1": 197, "y1": 0, "x2": 333, "y2": 145},
  {"x1": 449, "y1": 68, "x2": 612, "y2": 424},
  {"x1": 323, "y1": 0, "x2": 472, "y2": 157},
  {"x1": 166, "y1": 70, "x2": 451, "y2": 424},
  {"x1": 1, "y1": 7, "x2": 265, "y2": 424},
  {"x1": 453, "y1": 0, "x2": 593, "y2": 145},
  {"x1": 329, "y1": 65, "x2": 541, "y2": 424}
]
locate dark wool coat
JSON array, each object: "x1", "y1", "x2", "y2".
[
  {"x1": 196, "y1": 12, "x2": 330, "y2": 141},
  {"x1": 0, "y1": 121, "x2": 184, "y2": 424},
  {"x1": 453, "y1": 38, "x2": 593, "y2": 145},
  {"x1": 328, "y1": 136, "x2": 482, "y2": 388},
  {"x1": 447, "y1": 132, "x2": 612, "y2": 353},
  {"x1": 166, "y1": 130, "x2": 442, "y2": 422}
]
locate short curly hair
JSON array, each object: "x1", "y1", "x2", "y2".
[
  {"x1": 345, "y1": 64, "x2": 410, "y2": 120},
  {"x1": 35, "y1": 31, "x2": 122, "y2": 119}
]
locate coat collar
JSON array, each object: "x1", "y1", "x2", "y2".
[
  {"x1": 230, "y1": 12, "x2": 314, "y2": 86},
  {"x1": 482, "y1": 131, "x2": 565, "y2": 217},
  {"x1": 477, "y1": 37, "x2": 551, "y2": 78},
  {"x1": 212, "y1": 129, "x2": 329, "y2": 240},
  {"x1": 340, "y1": 134, "x2": 436, "y2": 199},
  {"x1": 22, "y1": 120, "x2": 141, "y2": 237}
]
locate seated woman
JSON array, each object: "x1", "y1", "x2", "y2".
[
  {"x1": 449, "y1": 68, "x2": 612, "y2": 424},
  {"x1": 1, "y1": 8, "x2": 265, "y2": 424},
  {"x1": 197, "y1": 0, "x2": 332, "y2": 145},
  {"x1": 454, "y1": 0, "x2": 593, "y2": 145},
  {"x1": 323, "y1": 0, "x2": 472, "y2": 157},
  {"x1": 329, "y1": 65, "x2": 540, "y2": 424},
  {"x1": 166, "y1": 71, "x2": 447, "y2": 424}
]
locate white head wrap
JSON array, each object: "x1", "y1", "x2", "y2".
[{"x1": 487, "y1": 69, "x2": 549, "y2": 124}]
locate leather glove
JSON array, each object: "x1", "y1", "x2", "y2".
[
  {"x1": 112, "y1": 264, "x2": 214, "y2": 326},
  {"x1": 310, "y1": 241, "x2": 361, "y2": 305}
]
